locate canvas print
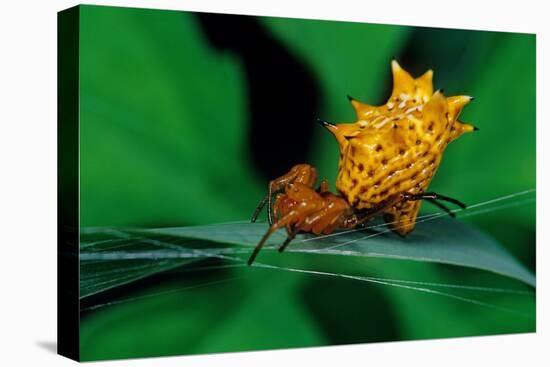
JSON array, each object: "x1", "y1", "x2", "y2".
[{"x1": 58, "y1": 4, "x2": 536, "y2": 362}]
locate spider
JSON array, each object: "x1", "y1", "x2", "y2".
[
  {"x1": 248, "y1": 60, "x2": 476, "y2": 265},
  {"x1": 248, "y1": 164, "x2": 465, "y2": 265}
]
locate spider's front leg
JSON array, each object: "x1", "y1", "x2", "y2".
[
  {"x1": 248, "y1": 181, "x2": 323, "y2": 265},
  {"x1": 277, "y1": 230, "x2": 297, "y2": 253},
  {"x1": 251, "y1": 164, "x2": 319, "y2": 225},
  {"x1": 247, "y1": 215, "x2": 296, "y2": 266}
]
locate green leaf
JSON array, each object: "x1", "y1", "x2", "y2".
[
  {"x1": 79, "y1": 5, "x2": 263, "y2": 227},
  {"x1": 146, "y1": 217, "x2": 535, "y2": 287},
  {"x1": 79, "y1": 232, "x2": 200, "y2": 298},
  {"x1": 80, "y1": 204, "x2": 535, "y2": 359},
  {"x1": 79, "y1": 266, "x2": 325, "y2": 360},
  {"x1": 80, "y1": 212, "x2": 535, "y2": 301}
]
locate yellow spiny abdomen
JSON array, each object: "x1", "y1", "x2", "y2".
[{"x1": 325, "y1": 60, "x2": 476, "y2": 235}]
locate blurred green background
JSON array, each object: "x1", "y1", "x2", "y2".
[{"x1": 77, "y1": 5, "x2": 536, "y2": 361}]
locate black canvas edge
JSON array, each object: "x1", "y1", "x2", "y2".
[{"x1": 57, "y1": 5, "x2": 80, "y2": 362}]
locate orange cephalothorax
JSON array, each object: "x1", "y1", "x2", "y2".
[{"x1": 323, "y1": 60, "x2": 476, "y2": 235}]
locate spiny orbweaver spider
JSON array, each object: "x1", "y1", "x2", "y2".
[{"x1": 248, "y1": 60, "x2": 476, "y2": 265}]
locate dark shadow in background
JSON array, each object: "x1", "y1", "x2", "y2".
[
  {"x1": 196, "y1": 13, "x2": 320, "y2": 180},
  {"x1": 394, "y1": 27, "x2": 500, "y2": 92}
]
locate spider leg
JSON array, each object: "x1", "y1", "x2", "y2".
[
  {"x1": 250, "y1": 181, "x2": 332, "y2": 264},
  {"x1": 250, "y1": 178, "x2": 287, "y2": 225},
  {"x1": 278, "y1": 230, "x2": 296, "y2": 253},
  {"x1": 267, "y1": 181, "x2": 275, "y2": 225},
  {"x1": 248, "y1": 209, "x2": 305, "y2": 265},
  {"x1": 380, "y1": 192, "x2": 464, "y2": 237},
  {"x1": 252, "y1": 164, "x2": 319, "y2": 225},
  {"x1": 352, "y1": 193, "x2": 404, "y2": 226},
  {"x1": 248, "y1": 226, "x2": 277, "y2": 265},
  {"x1": 423, "y1": 198, "x2": 456, "y2": 218},
  {"x1": 405, "y1": 192, "x2": 467, "y2": 210},
  {"x1": 251, "y1": 192, "x2": 269, "y2": 223},
  {"x1": 250, "y1": 183, "x2": 277, "y2": 224}
]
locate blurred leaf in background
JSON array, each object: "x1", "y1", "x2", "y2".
[
  {"x1": 80, "y1": 6, "x2": 263, "y2": 227},
  {"x1": 76, "y1": 5, "x2": 536, "y2": 361}
]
